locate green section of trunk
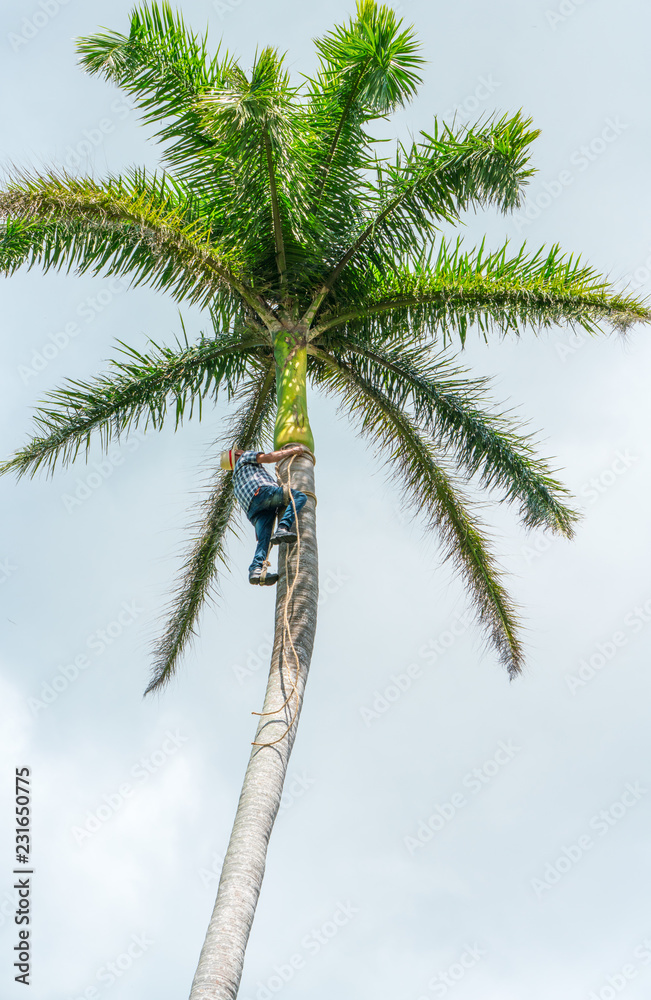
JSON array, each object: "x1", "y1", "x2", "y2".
[{"x1": 273, "y1": 331, "x2": 314, "y2": 451}]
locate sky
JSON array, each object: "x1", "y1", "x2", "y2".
[{"x1": 1, "y1": 1, "x2": 651, "y2": 998}]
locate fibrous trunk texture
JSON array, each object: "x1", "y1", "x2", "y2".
[{"x1": 189, "y1": 448, "x2": 318, "y2": 1000}]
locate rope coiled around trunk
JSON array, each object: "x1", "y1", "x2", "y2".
[{"x1": 251, "y1": 448, "x2": 316, "y2": 746}]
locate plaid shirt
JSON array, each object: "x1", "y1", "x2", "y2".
[{"x1": 233, "y1": 450, "x2": 278, "y2": 514}]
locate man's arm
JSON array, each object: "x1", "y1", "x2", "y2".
[{"x1": 256, "y1": 445, "x2": 306, "y2": 464}]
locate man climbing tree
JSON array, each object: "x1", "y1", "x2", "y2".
[{"x1": 221, "y1": 444, "x2": 308, "y2": 585}]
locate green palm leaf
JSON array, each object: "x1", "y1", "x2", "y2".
[
  {"x1": 1, "y1": 326, "x2": 270, "y2": 478},
  {"x1": 310, "y1": 347, "x2": 524, "y2": 677},
  {"x1": 195, "y1": 47, "x2": 306, "y2": 293},
  {"x1": 318, "y1": 337, "x2": 579, "y2": 535},
  {"x1": 306, "y1": 0, "x2": 424, "y2": 215},
  {"x1": 76, "y1": 1, "x2": 234, "y2": 193},
  {"x1": 314, "y1": 239, "x2": 651, "y2": 342},
  {"x1": 0, "y1": 170, "x2": 276, "y2": 320},
  {"x1": 306, "y1": 113, "x2": 538, "y2": 309}
]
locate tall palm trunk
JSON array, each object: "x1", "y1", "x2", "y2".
[{"x1": 189, "y1": 446, "x2": 318, "y2": 1000}]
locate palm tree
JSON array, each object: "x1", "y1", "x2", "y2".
[{"x1": 1, "y1": 2, "x2": 648, "y2": 996}]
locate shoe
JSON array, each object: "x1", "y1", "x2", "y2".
[
  {"x1": 249, "y1": 568, "x2": 279, "y2": 586},
  {"x1": 271, "y1": 526, "x2": 297, "y2": 545}
]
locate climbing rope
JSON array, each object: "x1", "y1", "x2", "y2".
[
  {"x1": 258, "y1": 450, "x2": 316, "y2": 584},
  {"x1": 251, "y1": 448, "x2": 316, "y2": 747}
]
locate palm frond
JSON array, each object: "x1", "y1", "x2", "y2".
[
  {"x1": 195, "y1": 47, "x2": 304, "y2": 292},
  {"x1": 146, "y1": 362, "x2": 276, "y2": 693},
  {"x1": 313, "y1": 1, "x2": 423, "y2": 116},
  {"x1": 318, "y1": 337, "x2": 579, "y2": 536},
  {"x1": 306, "y1": 0, "x2": 424, "y2": 214},
  {"x1": 314, "y1": 239, "x2": 651, "y2": 343},
  {"x1": 310, "y1": 113, "x2": 538, "y2": 304},
  {"x1": 310, "y1": 347, "x2": 524, "y2": 677},
  {"x1": 1, "y1": 326, "x2": 270, "y2": 479},
  {"x1": 76, "y1": 1, "x2": 233, "y2": 192},
  {"x1": 0, "y1": 170, "x2": 277, "y2": 321},
  {"x1": 77, "y1": 9, "x2": 313, "y2": 278}
]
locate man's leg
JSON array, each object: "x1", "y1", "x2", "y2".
[
  {"x1": 278, "y1": 489, "x2": 307, "y2": 530},
  {"x1": 246, "y1": 486, "x2": 285, "y2": 583},
  {"x1": 271, "y1": 489, "x2": 307, "y2": 544},
  {"x1": 248, "y1": 507, "x2": 277, "y2": 580}
]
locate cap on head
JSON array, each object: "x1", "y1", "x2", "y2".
[{"x1": 220, "y1": 449, "x2": 237, "y2": 471}]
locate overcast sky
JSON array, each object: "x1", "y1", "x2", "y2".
[{"x1": 1, "y1": 1, "x2": 651, "y2": 999}]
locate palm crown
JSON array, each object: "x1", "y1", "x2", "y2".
[{"x1": 1, "y1": 0, "x2": 648, "y2": 691}]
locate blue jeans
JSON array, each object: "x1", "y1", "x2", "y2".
[{"x1": 246, "y1": 485, "x2": 307, "y2": 575}]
